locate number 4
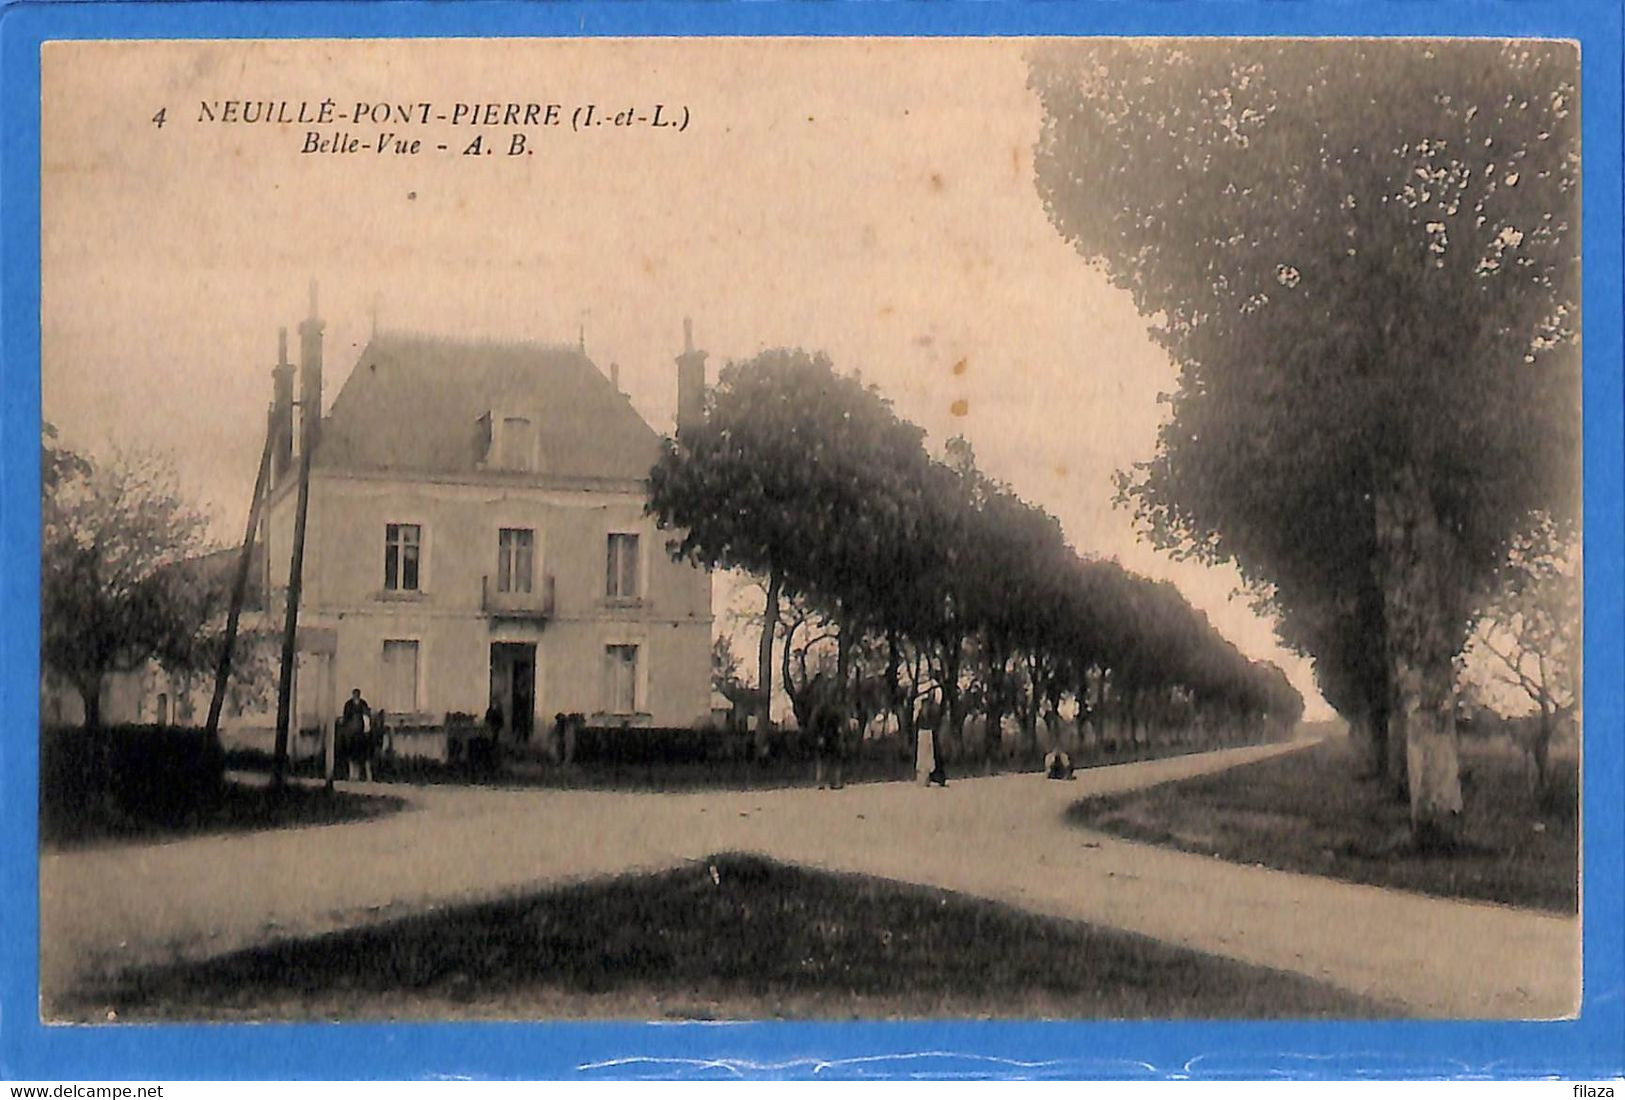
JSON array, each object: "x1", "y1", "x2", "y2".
[{"x1": 151, "y1": 107, "x2": 166, "y2": 129}]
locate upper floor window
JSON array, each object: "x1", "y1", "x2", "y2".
[
  {"x1": 497, "y1": 528, "x2": 535, "y2": 594},
  {"x1": 385, "y1": 523, "x2": 422, "y2": 591},
  {"x1": 606, "y1": 533, "x2": 640, "y2": 600}
]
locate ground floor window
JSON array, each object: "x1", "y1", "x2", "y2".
[
  {"x1": 382, "y1": 639, "x2": 421, "y2": 713},
  {"x1": 605, "y1": 644, "x2": 638, "y2": 714}
]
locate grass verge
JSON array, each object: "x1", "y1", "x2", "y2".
[
  {"x1": 42, "y1": 779, "x2": 407, "y2": 851},
  {"x1": 58, "y1": 852, "x2": 1393, "y2": 1022},
  {"x1": 1067, "y1": 735, "x2": 1577, "y2": 913}
]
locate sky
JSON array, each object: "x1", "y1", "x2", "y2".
[{"x1": 40, "y1": 37, "x2": 1332, "y2": 718}]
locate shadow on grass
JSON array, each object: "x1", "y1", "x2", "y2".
[
  {"x1": 42, "y1": 780, "x2": 408, "y2": 851},
  {"x1": 58, "y1": 853, "x2": 1397, "y2": 1022},
  {"x1": 1067, "y1": 736, "x2": 1578, "y2": 913}
]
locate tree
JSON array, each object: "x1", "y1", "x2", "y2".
[
  {"x1": 648, "y1": 349, "x2": 932, "y2": 754},
  {"x1": 778, "y1": 593, "x2": 840, "y2": 731},
  {"x1": 42, "y1": 432, "x2": 220, "y2": 728},
  {"x1": 168, "y1": 627, "x2": 279, "y2": 723},
  {"x1": 42, "y1": 422, "x2": 88, "y2": 495},
  {"x1": 1277, "y1": 587, "x2": 1393, "y2": 782},
  {"x1": 711, "y1": 633, "x2": 743, "y2": 695},
  {"x1": 1462, "y1": 519, "x2": 1580, "y2": 796},
  {"x1": 652, "y1": 350, "x2": 1305, "y2": 779},
  {"x1": 1032, "y1": 40, "x2": 1580, "y2": 846}
]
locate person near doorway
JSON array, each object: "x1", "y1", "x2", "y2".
[
  {"x1": 339, "y1": 688, "x2": 377, "y2": 781},
  {"x1": 469, "y1": 701, "x2": 503, "y2": 773},
  {"x1": 343, "y1": 687, "x2": 371, "y2": 730}
]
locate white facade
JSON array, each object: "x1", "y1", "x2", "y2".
[{"x1": 263, "y1": 468, "x2": 712, "y2": 735}]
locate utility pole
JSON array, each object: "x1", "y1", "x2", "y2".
[
  {"x1": 272, "y1": 285, "x2": 322, "y2": 791},
  {"x1": 203, "y1": 411, "x2": 275, "y2": 751},
  {"x1": 271, "y1": 436, "x2": 312, "y2": 790}
]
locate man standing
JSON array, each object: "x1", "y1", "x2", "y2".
[
  {"x1": 340, "y1": 687, "x2": 374, "y2": 781},
  {"x1": 343, "y1": 687, "x2": 371, "y2": 731},
  {"x1": 471, "y1": 701, "x2": 503, "y2": 771}
]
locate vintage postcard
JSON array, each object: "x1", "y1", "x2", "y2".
[{"x1": 11, "y1": 11, "x2": 1622, "y2": 1084}]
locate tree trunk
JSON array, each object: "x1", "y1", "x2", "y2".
[
  {"x1": 1096, "y1": 668, "x2": 1113, "y2": 751},
  {"x1": 76, "y1": 674, "x2": 111, "y2": 807},
  {"x1": 885, "y1": 628, "x2": 904, "y2": 752},
  {"x1": 1349, "y1": 706, "x2": 1385, "y2": 778},
  {"x1": 1072, "y1": 665, "x2": 1092, "y2": 755},
  {"x1": 1364, "y1": 699, "x2": 1392, "y2": 787},
  {"x1": 1374, "y1": 466, "x2": 1464, "y2": 849},
  {"x1": 755, "y1": 569, "x2": 781, "y2": 760},
  {"x1": 899, "y1": 650, "x2": 922, "y2": 765},
  {"x1": 942, "y1": 636, "x2": 964, "y2": 767},
  {"x1": 1348, "y1": 710, "x2": 1369, "y2": 770},
  {"x1": 1382, "y1": 694, "x2": 1409, "y2": 799},
  {"x1": 985, "y1": 645, "x2": 1007, "y2": 768},
  {"x1": 79, "y1": 675, "x2": 102, "y2": 731},
  {"x1": 1021, "y1": 654, "x2": 1042, "y2": 759},
  {"x1": 1532, "y1": 700, "x2": 1553, "y2": 800},
  {"x1": 836, "y1": 606, "x2": 856, "y2": 707}
]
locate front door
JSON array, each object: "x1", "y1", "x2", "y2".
[
  {"x1": 510, "y1": 650, "x2": 534, "y2": 743},
  {"x1": 489, "y1": 643, "x2": 537, "y2": 744}
]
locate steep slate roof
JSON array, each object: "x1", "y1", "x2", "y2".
[
  {"x1": 160, "y1": 543, "x2": 266, "y2": 610},
  {"x1": 315, "y1": 333, "x2": 661, "y2": 481}
]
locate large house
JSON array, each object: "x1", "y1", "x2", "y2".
[{"x1": 253, "y1": 297, "x2": 714, "y2": 746}]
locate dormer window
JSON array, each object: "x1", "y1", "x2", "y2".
[
  {"x1": 479, "y1": 408, "x2": 539, "y2": 472},
  {"x1": 499, "y1": 416, "x2": 534, "y2": 469}
]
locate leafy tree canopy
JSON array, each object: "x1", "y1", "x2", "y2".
[
  {"x1": 1033, "y1": 38, "x2": 1578, "y2": 618},
  {"x1": 42, "y1": 429, "x2": 222, "y2": 726},
  {"x1": 1031, "y1": 38, "x2": 1580, "y2": 731}
]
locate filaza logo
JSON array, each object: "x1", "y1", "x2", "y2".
[{"x1": 1573, "y1": 1087, "x2": 1616, "y2": 1098}]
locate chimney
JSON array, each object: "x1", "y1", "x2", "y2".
[
  {"x1": 609, "y1": 362, "x2": 621, "y2": 392},
  {"x1": 298, "y1": 279, "x2": 325, "y2": 456},
  {"x1": 270, "y1": 327, "x2": 294, "y2": 481},
  {"x1": 675, "y1": 317, "x2": 707, "y2": 436}
]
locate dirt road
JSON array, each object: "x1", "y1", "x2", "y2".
[{"x1": 39, "y1": 740, "x2": 1580, "y2": 1018}]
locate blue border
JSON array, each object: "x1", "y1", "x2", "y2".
[{"x1": 3, "y1": 1, "x2": 1621, "y2": 1082}]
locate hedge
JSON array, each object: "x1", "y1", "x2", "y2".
[{"x1": 41, "y1": 724, "x2": 226, "y2": 832}]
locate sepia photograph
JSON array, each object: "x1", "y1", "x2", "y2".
[{"x1": 33, "y1": 31, "x2": 1586, "y2": 1043}]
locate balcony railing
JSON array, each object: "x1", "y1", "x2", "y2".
[{"x1": 482, "y1": 573, "x2": 555, "y2": 621}]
